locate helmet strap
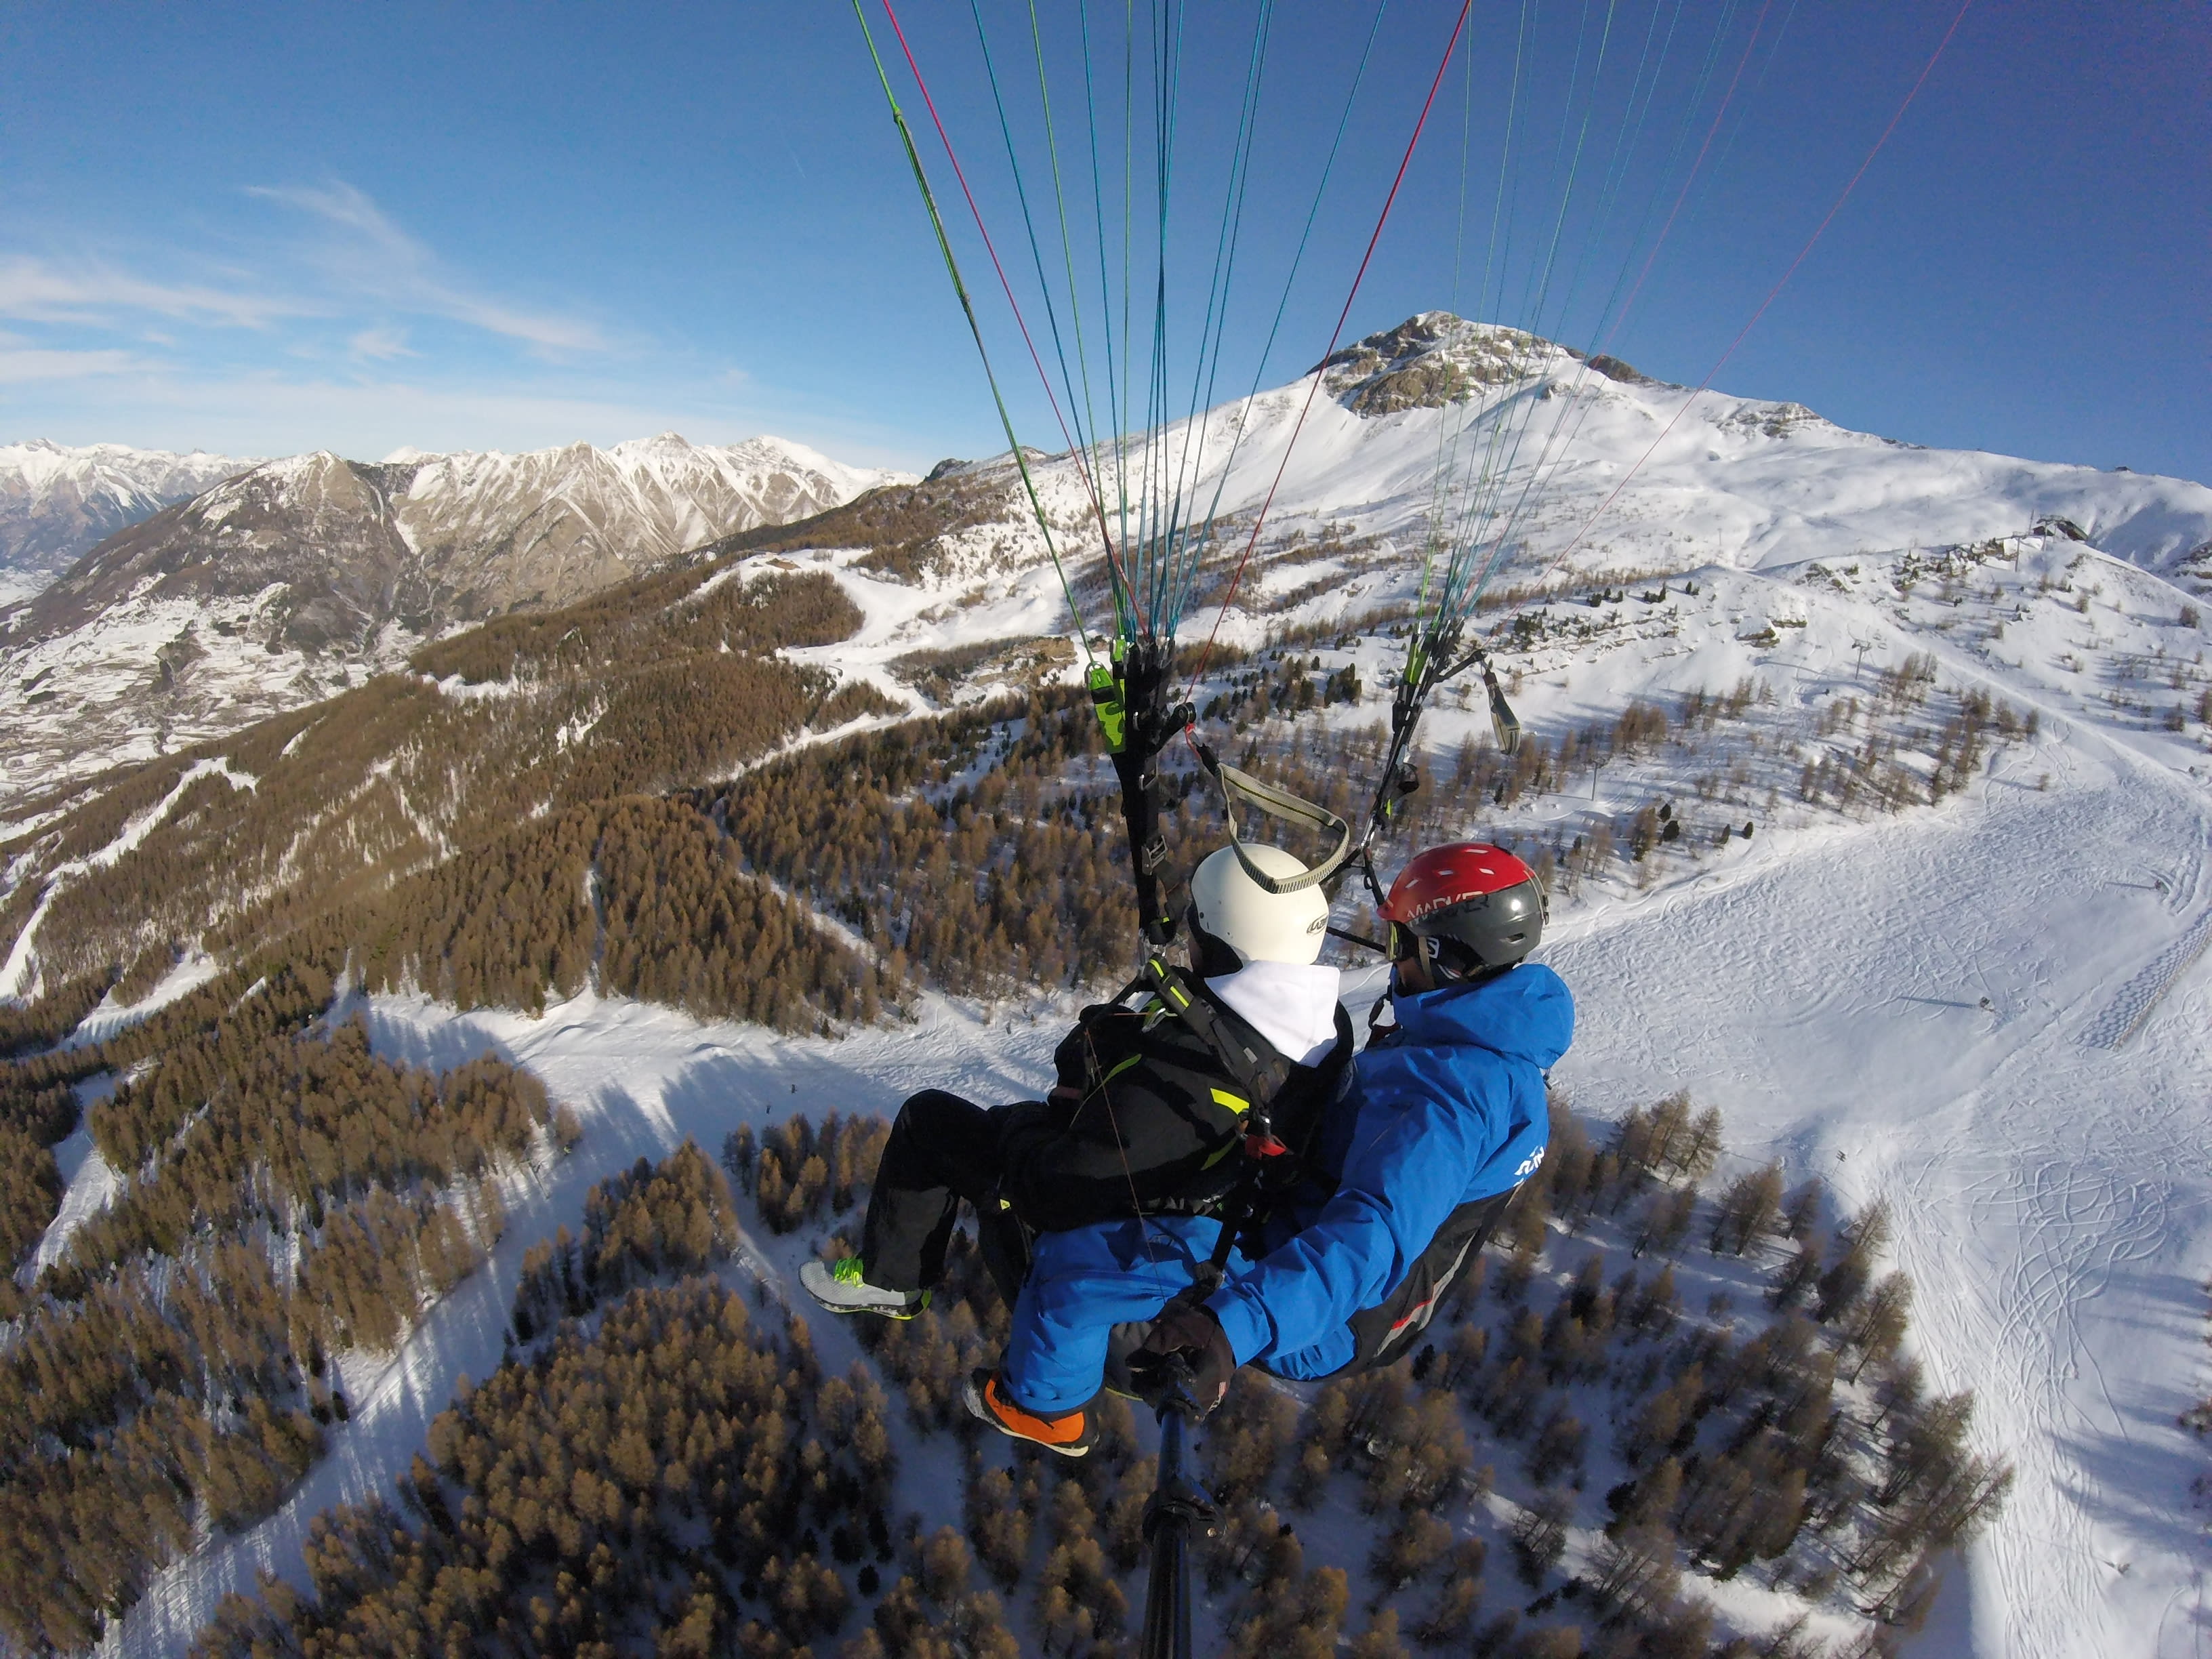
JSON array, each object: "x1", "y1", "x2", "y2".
[{"x1": 1184, "y1": 905, "x2": 1244, "y2": 979}]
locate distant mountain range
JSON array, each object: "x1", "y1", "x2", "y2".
[
  {"x1": 0, "y1": 440, "x2": 256, "y2": 593},
  {"x1": 5, "y1": 315, "x2": 2209, "y2": 821},
  {"x1": 7, "y1": 432, "x2": 901, "y2": 648},
  {"x1": 0, "y1": 433, "x2": 910, "y2": 813}
]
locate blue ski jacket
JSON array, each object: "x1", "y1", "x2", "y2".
[{"x1": 1000, "y1": 962, "x2": 1574, "y2": 1412}]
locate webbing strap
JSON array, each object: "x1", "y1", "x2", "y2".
[
  {"x1": 1361, "y1": 638, "x2": 1521, "y2": 859},
  {"x1": 1092, "y1": 637, "x2": 1193, "y2": 944},
  {"x1": 1139, "y1": 957, "x2": 1291, "y2": 1136},
  {"x1": 1191, "y1": 749, "x2": 1353, "y2": 895}
]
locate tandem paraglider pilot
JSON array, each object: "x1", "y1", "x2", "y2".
[{"x1": 803, "y1": 838, "x2": 1571, "y2": 1454}]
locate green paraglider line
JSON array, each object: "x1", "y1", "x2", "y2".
[
  {"x1": 859, "y1": 0, "x2": 1145, "y2": 655},
  {"x1": 965, "y1": 0, "x2": 1139, "y2": 646},
  {"x1": 1182, "y1": 0, "x2": 1479, "y2": 699},
  {"x1": 1173, "y1": 1, "x2": 1392, "y2": 644},
  {"x1": 848, "y1": 0, "x2": 1101, "y2": 665}
]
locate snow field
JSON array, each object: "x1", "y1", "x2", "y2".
[
  {"x1": 1542, "y1": 724, "x2": 2212, "y2": 1659},
  {"x1": 39, "y1": 470, "x2": 2212, "y2": 1657}
]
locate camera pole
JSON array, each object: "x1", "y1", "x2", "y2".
[{"x1": 1138, "y1": 1357, "x2": 1217, "y2": 1659}]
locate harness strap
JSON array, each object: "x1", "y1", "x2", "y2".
[
  {"x1": 1190, "y1": 743, "x2": 1354, "y2": 895},
  {"x1": 1105, "y1": 960, "x2": 1351, "y2": 1298},
  {"x1": 1091, "y1": 638, "x2": 1193, "y2": 945},
  {"x1": 1138, "y1": 956, "x2": 1292, "y2": 1149}
]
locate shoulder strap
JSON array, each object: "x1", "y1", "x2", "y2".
[
  {"x1": 1138, "y1": 957, "x2": 1294, "y2": 1136},
  {"x1": 1137, "y1": 965, "x2": 1359, "y2": 1295}
]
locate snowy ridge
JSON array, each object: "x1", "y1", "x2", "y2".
[
  {"x1": 0, "y1": 439, "x2": 253, "y2": 583},
  {"x1": 388, "y1": 431, "x2": 899, "y2": 585},
  {"x1": 898, "y1": 314, "x2": 2212, "y2": 628}
]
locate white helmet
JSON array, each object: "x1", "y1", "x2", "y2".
[{"x1": 1189, "y1": 844, "x2": 1331, "y2": 968}]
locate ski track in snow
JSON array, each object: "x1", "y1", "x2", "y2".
[
  {"x1": 1546, "y1": 728, "x2": 2212, "y2": 1659},
  {"x1": 2082, "y1": 903, "x2": 2212, "y2": 1050}
]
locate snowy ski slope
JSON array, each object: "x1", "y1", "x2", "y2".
[{"x1": 58, "y1": 519, "x2": 2208, "y2": 1658}]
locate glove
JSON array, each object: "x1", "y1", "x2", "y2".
[{"x1": 1129, "y1": 1303, "x2": 1236, "y2": 1415}]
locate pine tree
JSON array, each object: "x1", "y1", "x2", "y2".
[{"x1": 1510, "y1": 1490, "x2": 1572, "y2": 1584}]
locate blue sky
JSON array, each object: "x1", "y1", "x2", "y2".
[{"x1": 1, "y1": 1, "x2": 2203, "y2": 483}]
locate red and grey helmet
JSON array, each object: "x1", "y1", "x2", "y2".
[{"x1": 1378, "y1": 842, "x2": 1547, "y2": 979}]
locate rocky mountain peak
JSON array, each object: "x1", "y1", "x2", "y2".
[{"x1": 1319, "y1": 312, "x2": 1591, "y2": 416}]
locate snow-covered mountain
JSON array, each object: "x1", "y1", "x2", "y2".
[
  {"x1": 0, "y1": 439, "x2": 255, "y2": 600},
  {"x1": 903, "y1": 312, "x2": 2212, "y2": 610},
  {"x1": 15, "y1": 431, "x2": 903, "y2": 645},
  {"x1": 0, "y1": 433, "x2": 910, "y2": 813},
  {"x1": 9, "y1": 323, "x2": 2212, "y2": 1655}
]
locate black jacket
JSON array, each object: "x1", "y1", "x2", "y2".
[{"x1": 996, "y1": 987, "x2": 1353, "y2": 1232}]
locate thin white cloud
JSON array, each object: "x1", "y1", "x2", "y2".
[
  {"x1": 0, "y1": 342, "x2": 152, "y2": 383},
  {"x1": 250, "y1": 182, "x2": 607, "y2": 354},
  {"x1": 0, "y1": 254, "x2": 309, "y2": 330},
  {"x1": 10, "y1": 365, "x2": 923, "y2": 472},
  {"x1": 348, "y1": 324, "x2": 416, "y2": 361}
]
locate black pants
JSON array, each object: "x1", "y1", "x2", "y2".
[{"x1": 859, "y1": 1089, "x2": 1030, "y2": 1300}]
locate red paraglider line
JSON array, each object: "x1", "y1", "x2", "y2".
[
  {"x1": 1182, "y1": 0, "x2": 1478, "y2": 701},
  {"x1": 1538, "y1": 0, "x2": 1978, "y2": 587},
  {"x1": 1609, "y1": 0, "x2": 1776, "y2": 349},
  {"x1": 875, "y1": 0, "x2": 1131, "y2": 608}
]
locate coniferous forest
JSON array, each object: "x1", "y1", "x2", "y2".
[
  {"x1": 0, "y1": 992, "x2": 552, "y2": 1652},
  {"x1": 180, "y1": 1102, "x2": 2009, "y2": 1659},
  {"x1": 0, "y1": 528, "x2": 2042, "y2": 1655}
]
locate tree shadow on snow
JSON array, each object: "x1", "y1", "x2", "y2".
[{"x1": 2046, "y1": 1256, "x2": 2212, "y2": 1568}]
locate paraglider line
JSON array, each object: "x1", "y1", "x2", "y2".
[
  {"x1": 876, "y1": 0, "x2": 1133, "y2": 602},
  {"x1": 1183, "y1": 0, "x2": 1477, "y2": 701},
  {"x1": 1610, "y1": 0, "x2": 1775, "y2": 355},
  {"x1": 1538, "y1": 0, "x2": 1977, "y2": 588}
]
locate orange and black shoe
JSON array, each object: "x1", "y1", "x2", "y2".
[{"x1": 962, "y1": 1368, "x2": 1097, "y2": 1458}]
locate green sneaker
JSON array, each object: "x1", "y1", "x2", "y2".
[{"x1": 800, "y1": 1256, "x2": 930, "y2": 1318}]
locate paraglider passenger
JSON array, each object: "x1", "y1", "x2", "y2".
[
  {"x1": 956, "y1": 840, "x2": 1568, "y2": 1441},
  {"x1": 802, "y1": 844, "x2": 1351, "y2": 1454}
]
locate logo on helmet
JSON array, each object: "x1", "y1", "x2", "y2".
[{"x1": 1406, "y1": 892, "x2": 1482, "y2": 922}]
